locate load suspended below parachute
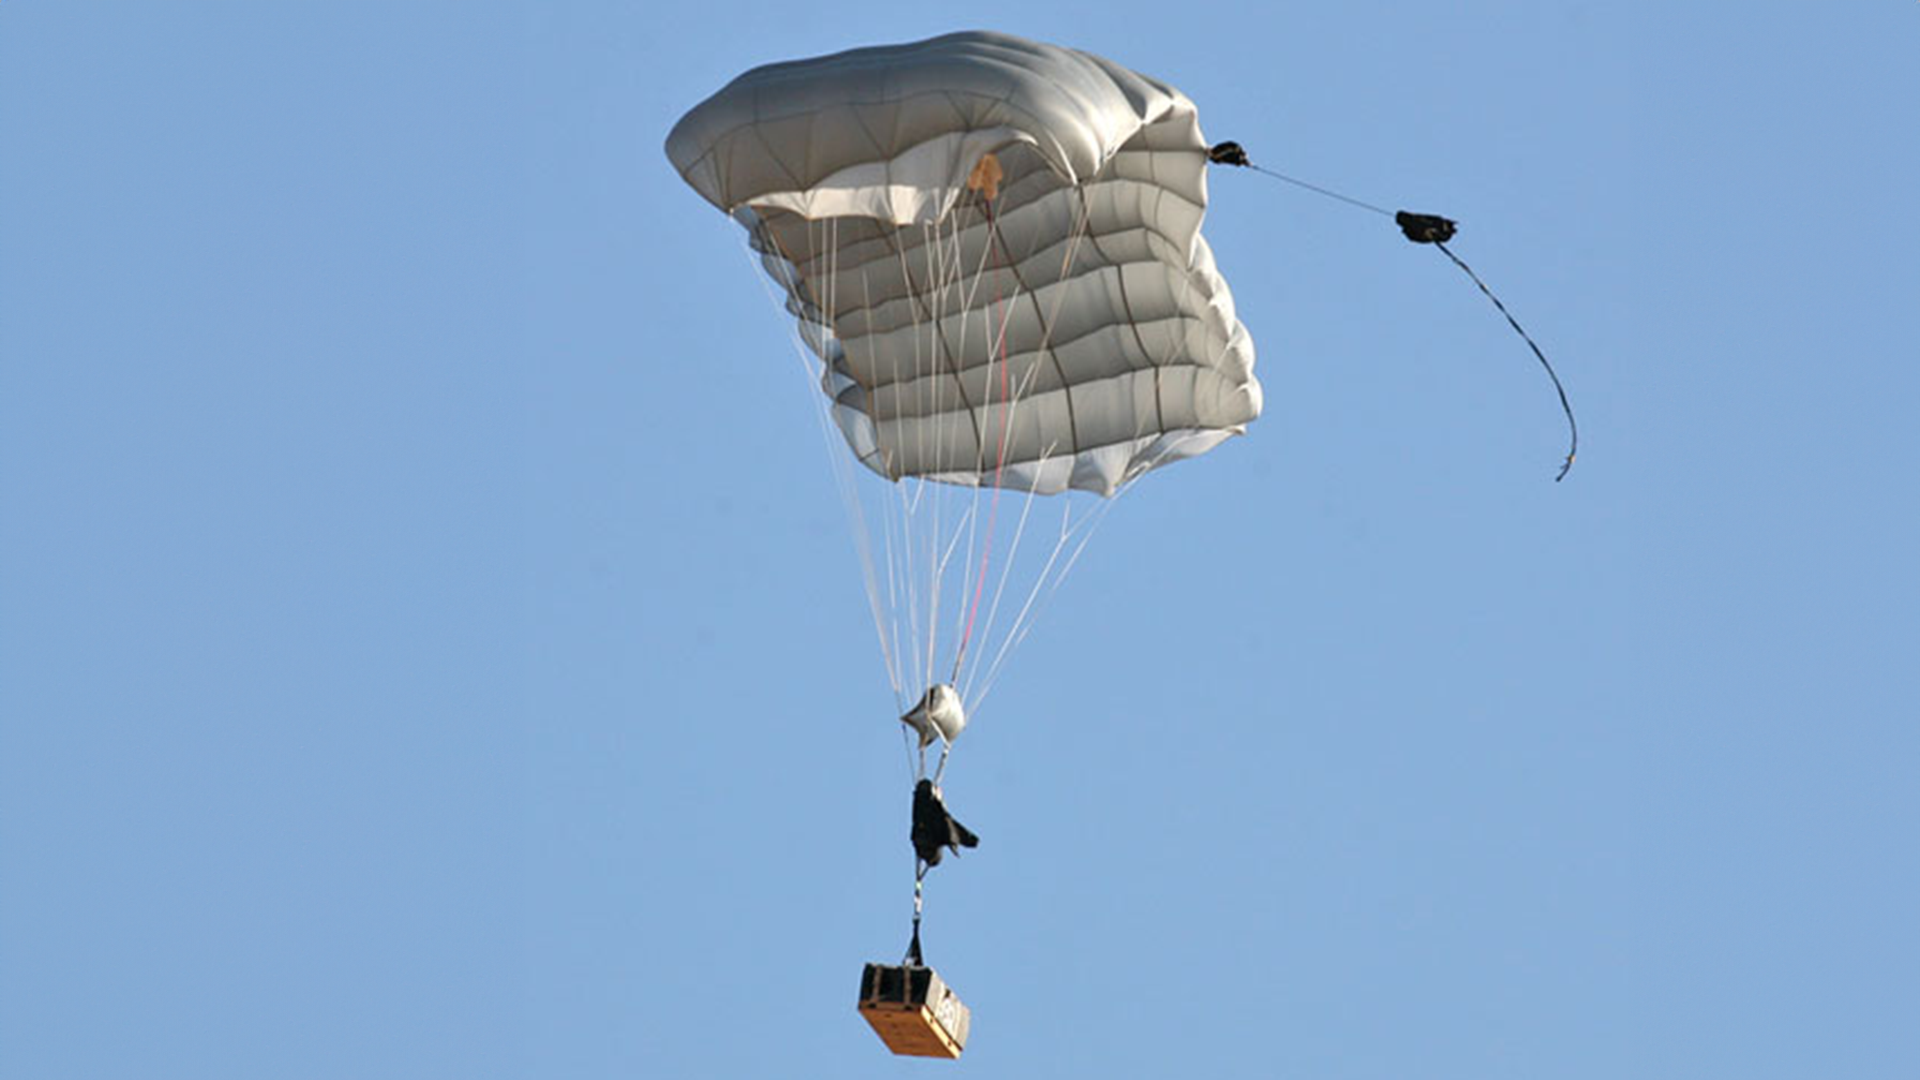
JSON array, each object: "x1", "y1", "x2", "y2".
[{"x1": 665, "y1": 30, "x2": 1261, "y2": 496}]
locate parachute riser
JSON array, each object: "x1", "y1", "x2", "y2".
[{"x1": 907, "y1": 868, "x2": 926, "y2": 966}]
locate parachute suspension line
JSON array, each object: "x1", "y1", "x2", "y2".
[
  {"x1": 969, "y1": 428, "x2": 1201, "y2": 708},
  {"x1": 917, "y1": 190, "x2": 1019, "y2": 709},
  {"x1": 894, "y1": 219, "x2": 950, "y2": 702},
  {"x1": 887, "y1": 209, "x2": 956, "y2": 708},
  {"x1": 918, "y1": 226, "x2": 942, "y2": 703},
  {"x1": 969, "y1": 230, "x2": 1228, "y2": 706},
  {"x1": 921, "y1": 209, "x2": 974, "y2": 701},
  {"x1": 872, "y1": 191, "x2": 1010, "y2": 713},
  {"x1": 963, "y1": 187, "x2": 1099, "y2": 717},
  {"x1": 1208, "y1": 140, "x2": 1578, "y2": 481},
  {"x1": 744, "y1": 188, "x2": 1118, "y2": 731},
  {"x1": 904, "y1": 175, "x2": 1090, "y2": 743},
  {"x1": 942, "y1": 196, "x2": 1008, "y2": 677},
  {"x1": 880, "y1": 467, "x2": 917, "y2": 712},
  {"x1": 840, "y1": 223, "x2": 913, "y2": 710},
  {"x1": 967, "y1": 474, "x2": 1111, "y2": 710},
  {"x1": 977, "y1": 435, "x2": 1217, "y2": 706},
  {"x1": 947, "y1": 215, "x2": 994, "y2": 681},
  {"x1": 956, "y1": 197, "x2": 1100, "y2": 717},
  {"x1": 958, "y1": 383, "x2": 1072, "y2": 703},
  {"x1": 951, "y1": 197, "x2": 1015, "y2": 685},
  {"x1": 955, "y1": 196, "x2": 1098, "y2": 713},
  {"x1": 957, "y1": 473, "x2": 1051, "y2": 711},
  {"x1": 742, "y1": 215, "x2": 908, "y2": 709},
  {"x1": 921, "y1": 204, "x2": 993, "y2": 704},
  {"x1": 828, "y1": 219, "x2": 907, "y2": 704},
  {"x1": 837, "y1": 220, "x2": 919, "y2": 707},
  {"x1": 961, "y1": 468, "x2": 1073, "y2": 709},
  {"x1": 892, "y1": 232, "x2": 932, "y2": 702},
  {"x1": 929, "y1": 722, "x2": 952, "y2": 780},
  {"x1": 903, "y1": 719, "x2": 923, "y2": 782}
]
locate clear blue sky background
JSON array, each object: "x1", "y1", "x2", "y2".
[{"x1": 4, "y1": 3, "x2": 1916, "y2": 1077}]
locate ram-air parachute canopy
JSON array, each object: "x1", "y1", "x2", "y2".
[{"x1": 665, "y1": 30, "x2": 1260, "y2": 496}]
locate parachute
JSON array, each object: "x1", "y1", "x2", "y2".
[
  {"x1": 667, "y1": 30, "x2": 1260, "y2": 496},
  {"x1": 666, "y1": 31, "x2": 1260, "y2": 732},
  {"x1": 669, "y1": 30, "x2": 1258, "y2": 1057}
]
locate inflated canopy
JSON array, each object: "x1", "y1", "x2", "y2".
[{"x1": 667, "y1": 31, "x2": 1260, "y2": 495}]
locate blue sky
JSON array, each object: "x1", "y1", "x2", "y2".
[{"x1": 3, "y1": 3, "x2": 1916, "y2": 1077}]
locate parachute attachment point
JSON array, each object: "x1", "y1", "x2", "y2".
[
  {"x1": 1395, "y1": 210, "x2": 1458, "y2": 244},
  {"x1": 901, "y1": 684, "x2": 966, "y2": 747},
  {"x1": 858, "y1": 963, "x2": 971, "y2": 1058}
]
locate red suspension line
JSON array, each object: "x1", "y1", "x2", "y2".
[{"x1": 953, "y1": 200, "x2": 1014, "y2": 680}]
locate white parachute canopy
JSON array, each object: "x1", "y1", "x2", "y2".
[
  {"x1": 666, "y1": 30, "x2": 1260, "y2": 496},
  {"x1": 666, "y1": 31, "x2": 1260, "y2": 727}
]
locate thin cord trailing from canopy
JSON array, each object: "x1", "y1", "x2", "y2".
[
  {"x1": 1207, "y1": 141, "x2": 1578, "y2": 481},
  {"x1": 1247, "y1": 162, "x2": 1395, "y2": 218},
  {"x1": 1431, "y1": 240, "x2": 1577, "y2": 482}
]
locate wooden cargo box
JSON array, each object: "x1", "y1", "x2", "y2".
[{"x1": 857, "y1": 963, "x2": 971, "y2": 1058}]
